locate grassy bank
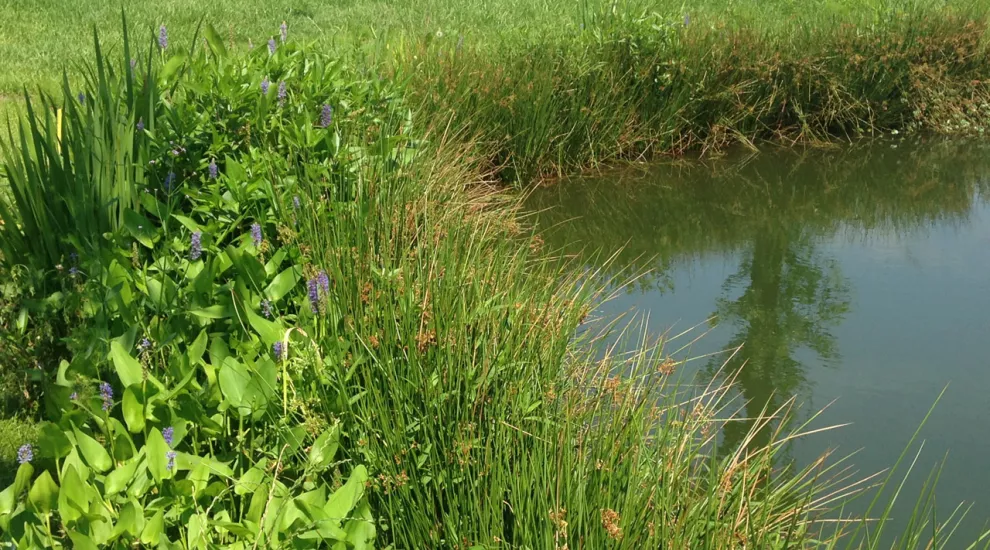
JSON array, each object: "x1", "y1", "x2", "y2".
[
  {"x1": 0, "y1": 7, "x2": 989, "y2": 550},
  {"x1": 4, "y1": 1, "x2": 990, "y2": 182}
]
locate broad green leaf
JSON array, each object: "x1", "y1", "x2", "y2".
[
  {"x1": 264, "y1": 248, "x2": 287, "y2": 276},
  {"x1": 0, "y1": 487, "x2": 15, "y2": 517},
  {"x1": 37, "y1": 423, "x2": 71, "y2": 459},
  {"x1": 67, "y1": 531, "x2": 99, "y2": 550},
  {"x1": 110, "y1": 500, "x2": 144, "y2": 539},
  {"x1": 172, "y1": 214, "x2": 202, "y2": 233},
  {"x1": 264, "y1": 265, "x2": 302, "y2": 302},
  {"x1": 224, "y1": 155, "x2": 246, "y2": 182},
  {"x1": 105, "y1": 455, "x2": 141, "y2": 496},
  {"x1": 28, "y1": 470, "x2": 58, "y2": 513},
  {"x1": 146, "y1": 428, "x2": 169, "y2": 483},
  {"x1": 325, "y1": 465, "x2": 367, "y2": 520},
  {"x1": 73, "y1": 427, "x2": 112, "y2": 473},
  {"x1": 235, "y1": 459, "x2": 268, "y2": 496},
  {"x1": 308, "y1": 424, "x2": 341, "y2": 473},
  {"x1": 122, "y1": 386, "x2": 145, "y2": 433},
  {"x1": 188, "y1": 329, "x2": 208, "y2": 364},
  {"x1": 218, "y1": 357, "x2": 250, "y2": 412},
  {"x1": 245, "y1": 303, "x2": 283, "y2": 346},
  {"x1": 161, "y1": 53, "x2": 187, "y2": 81},
  {"x1": 140, "y1": 509, "x2": 164, "y2": 545},
  {"x1": 110, "y1": 340, "x2": 143, "y2": 388},
  {"x1": 190, "y1": 304, "x2": 231, "y2": 319},
  {"x1": 344, "y1": 500, "x2": 376, "y2": 549},
  {"x1": 227, "y1": 245, "x2": 267, "y2": 288},
  {"x1": 209, "y1": 336, "x2": 230, "y2": 367},
  {"x1": 60, "y1": 464, "x2": 89, "y2": 511},
  {"x1": 123, "y1": 208, "x2": 157, "y2": 248},
  {"x1": 204, "y1": 23, "x2": 227, "y2": 57},
  {"x1": 12, "y1": 463, "x2": 33, "y2": 496},
  {"x1": 188, "y1": 513, "x2": 205, "y2": 549}
]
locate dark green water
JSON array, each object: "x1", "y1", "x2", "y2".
[{"x1": 528, "y1": 139, "x2": 990, "y2": 543}]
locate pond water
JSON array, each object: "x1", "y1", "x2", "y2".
[{"x1": 527, "y1": 139, "x2": 990, "y2": 543}]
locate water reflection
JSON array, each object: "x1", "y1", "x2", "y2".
[{"x1": 528, "y1": 139, "x2": 990, "y2": 460}]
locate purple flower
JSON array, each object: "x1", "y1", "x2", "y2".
[
  {"x1": 278, "y1": 80, "x2": 287, "y2": 106},
  {"x1": 684, "y1": 14, "x2": 690, "y2": 27},
  {"x1": 166, "y1": 450, "x2": 177, "y2": 471},
  {"x1": 190, "y1": 231, "x2": 202, "y2": 260},
  {"x1": 250, "y1": 223, "x2": 263, "y2": 247},
  {"x1": 162, "y1": 427, "x2": 175, "y2": 448},
  {"x1": 261, "y1": 299, "x2": 273, "y2": 318},
  {"x1": 273, "y1": 341, "x2": 285, "y2": 361},
  {"x1": 208, "y1": 159, "x2": 218, "y2": 179},
  {"x1": 320, "y1": 104, "x2": 333, "y2": 128},
  {"x1": 159, "y1": 25, "x2": 168, "y2": 50},
  {"x1": 307, "y1": 278, "x2": 319, "y2": 313},
  {"x1": 17, "y1": 444, "x2": 32, "y2": 465},
  {"x1": 138, "y1": 337, "x2": 152, "y2": 351},
  {"x1": 280, "y1": 21, "x2": 288, "y2": 43},
  {"x1": 293, "y1": 195, "x2": 301, "y2": 209},
  {"x1": 70, "y1": 392, "x2": 78, "y2": 400},
  {"x1": 164, "y1": 172, "x2": 176, "y2": 192},
  {"x1": 136, "y1": 117, "x2": 144, "y2": 131},
  {"x1": 268, "y1": 38, "x2": 276, "y2": 55},
  {"x1": 261, "y1": 77, "x2": 270, "y2": 95},
  {"x1": 100, "y1": 382, "x2": 113, "y2": 411},
  {"x1": 317, "y1": 271, "x2": 330, "y2": 295},
  {"x1": 78, "y1": 92, "x2": 85, "y2": 104},
  {"x1": 69, "y1": 266, "x2": 80, "y2": 277}
]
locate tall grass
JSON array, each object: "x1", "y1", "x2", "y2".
[{"x1": 395, "y1": 1, "x2": 990, "y2": 183}]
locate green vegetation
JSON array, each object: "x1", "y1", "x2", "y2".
[
  {"x1": 1, "y1": 2, "x2": 990, "y2": 549},
  {"x1": 5, "y1": 0, "x2": 990, "y2": 181}
]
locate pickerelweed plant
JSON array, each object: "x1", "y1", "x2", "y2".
[{"x1": 0, "y1": 18, "x2": 414, "y2": 548}]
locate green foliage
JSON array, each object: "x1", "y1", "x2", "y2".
[
  {"x1": 0, "y1": 19, "x2": 413, "y2": 547},
  {"x1": 1, "y1": 8, "x2": 989, "y2": 550}
]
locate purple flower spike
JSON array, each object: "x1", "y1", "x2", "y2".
[
  {"x1": 278, "y1": 80, "x2": 287, "y2": 106},
  {"x1": 100, "y1": 382, "x2": 113, "y2": 411},
  {"x1": 166, "y1": 450, "x2": 177, "y2": 471},
  {"x1": 159, "y1": 25, "x2": 168, "y2": 50},
  {"x1": 78, "y1": 93, "x2": 85, "y2": 104},
  {"x1": 307, "y1": 279, "x2": 319, "y2": 313},
  {"x1": 138, "y1": 337, "x2": 152, "y2": 351},
  {"x1": 163, "y1": 427, "x2": 175, "y2": 447},
  {"x1": 320, "y1": 104, "x2": 333, "y2": 128},
  {"x1": 136, "y1": 117, "x2": 144, "y2": 131},
  {"x1": 190, "y1": 231, "x2": 203, "y2": 260},
  {"x1": 684, "y1": 14, "x2": 690, "y2": 27},
  {"x1": 208, "y1": 159, "x2": 218, "y2": 179},
  {"x1": 164, "y1": 172, "x2": 176, "y2": 192},
  {"x1": 293, "y1": 195, "x2": 301, "y2": 209},
  {"x1": 17, "y1": 444, "x2": 33, "y2": 465},
  {"x1": 268, "y1": 38, "x2": 276, "y2": 55},
  {"x1": 280, "y1": 21, "x2": 288, "y2": 43},
  {"x1": 261, "y1": 299, "x2": 273, "y2": 318},
  {"x1": 250, "y1": 223, "x2": 263, "y2": 247},
  {"x1": 317, "y1": 271, "x2": 330, "y2": 295},
  {"x1": 273, "y1": 341, "x2": 285, "y2": 361},
  {"x1": 261, "y1": 77, "x2": 270, "y2": 95}
]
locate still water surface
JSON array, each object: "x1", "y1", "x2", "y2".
[{"x1": 528, "y1": 139, "x2": 990, "y2": 541}]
